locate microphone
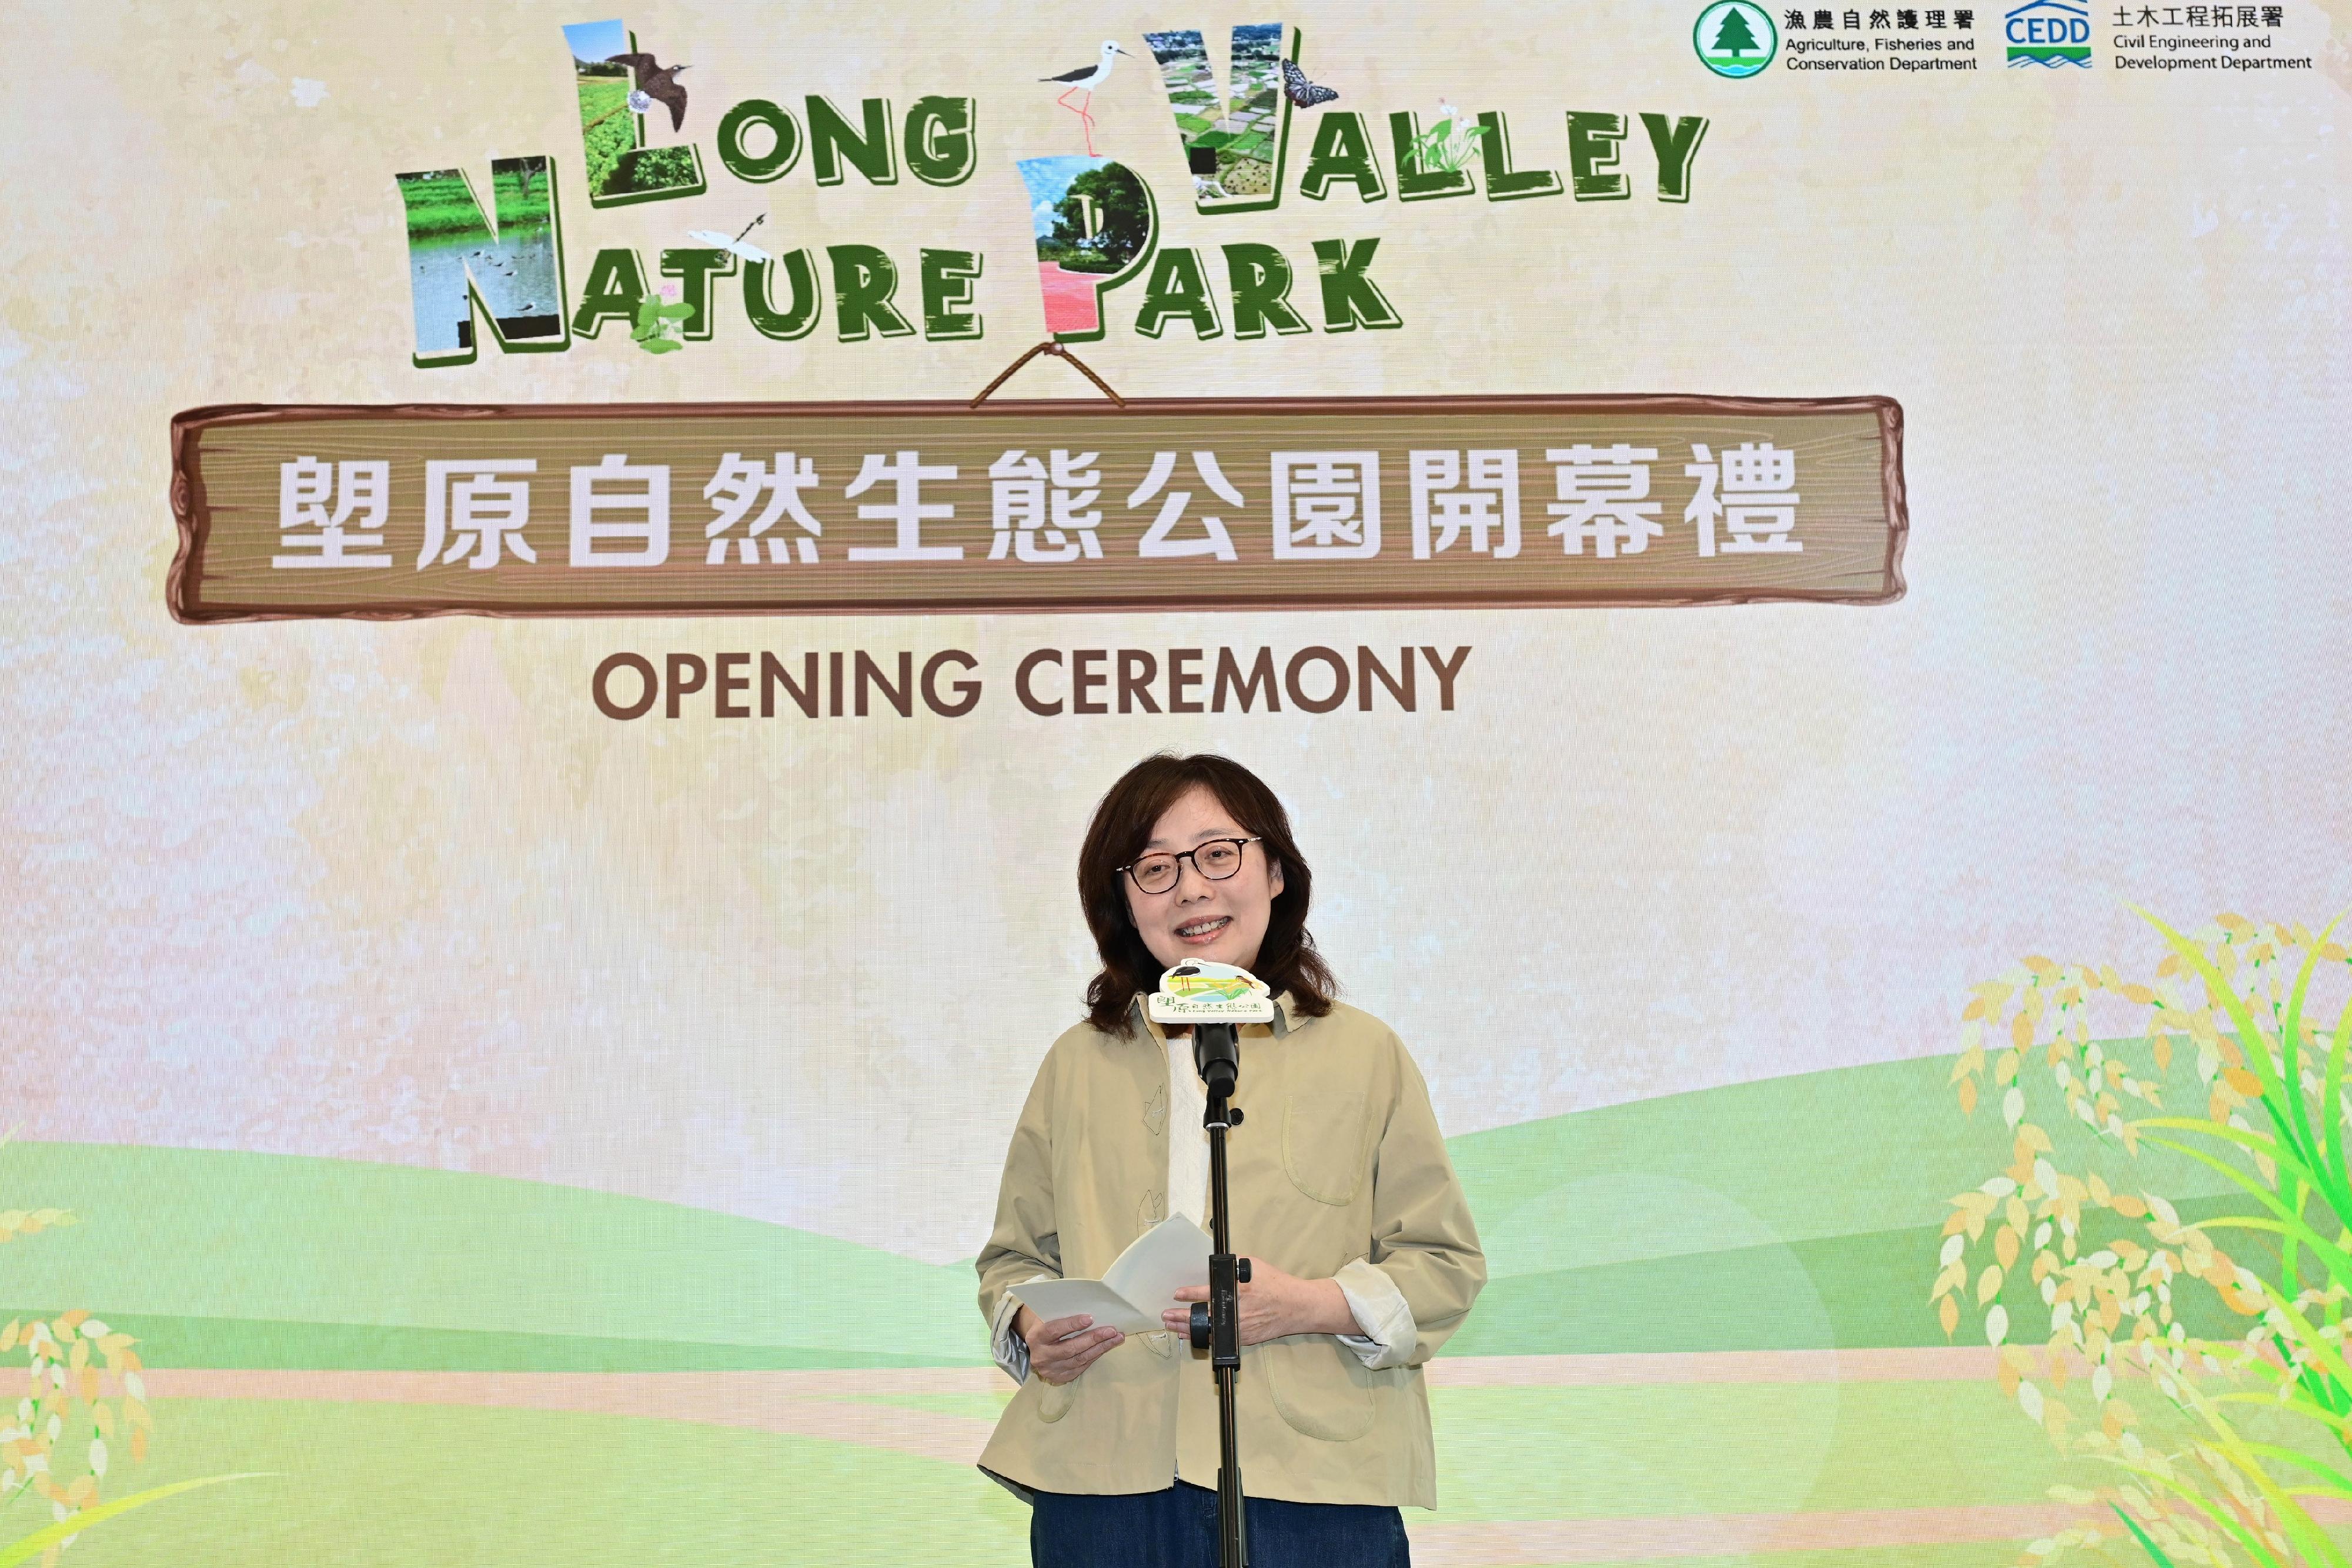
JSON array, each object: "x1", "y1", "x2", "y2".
[
  {"x1": 1194, "y1": 1027, "x2": 1241, "y2": 1099},
  {"x1": 1143, "y1": 959, "x2": 1266, "y2": 1560},
  {"x1": 1145, "y1": 961, "x2": 1275, "y2": 1099}
]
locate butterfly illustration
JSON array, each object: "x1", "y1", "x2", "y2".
[{"x1": 1278, "y1": 58, "x2": 1338, "y2": 109}]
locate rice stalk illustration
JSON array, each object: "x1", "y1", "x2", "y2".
[
  {"x1": 0, "y1": 1147, "x2": 263, "y2": 1564},
  {"x1": 1939, "y1": 912, "x2": 2352, "y2": 1568}
]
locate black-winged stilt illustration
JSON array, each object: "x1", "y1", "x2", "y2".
[{"x1": 1041, "y1": 41, "x2": 1131, "y2": 156}]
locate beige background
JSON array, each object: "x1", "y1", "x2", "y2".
[{"x1": 2, "y1": 2, "x2": 2347, "y2": 1261}]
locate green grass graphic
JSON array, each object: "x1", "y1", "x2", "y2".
[
  {"x1": 23, "y1": 1048, "x2": 2271, "y2": 1566},
  {"x1": 1, "y1": 1047, "x2": 2248, "y2": 1371},
  {"x1": 69, "y1": 1385, "x2": 2106, "y2": 1567}
]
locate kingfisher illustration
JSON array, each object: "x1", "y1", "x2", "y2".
[{"x1": 1041, "y1": 40, "x2": 1131, "y2": 156}]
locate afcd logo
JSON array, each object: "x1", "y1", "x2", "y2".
[
  {"x1": 2005, "y1": 0, "x2": 2093, "y2": 65},
  {"x1": 1693, "y1": 2, "x2": 1778, "y2": 78}
]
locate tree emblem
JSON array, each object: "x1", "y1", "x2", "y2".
[{"x1": 1694, "y1": 2, "x2": 1780, "y2": 77}]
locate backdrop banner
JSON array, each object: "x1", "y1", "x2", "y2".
[{"x1": 171, "y1": 396, "x2": 1906, "y2": 617}]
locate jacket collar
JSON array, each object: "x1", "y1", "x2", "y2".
[{"x1": 1127, "y1": 989, "x2": 1302, "y2": 1040}]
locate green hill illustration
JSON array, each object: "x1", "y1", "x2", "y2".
[
  {"x1": 9, "y1": 1048, "x2": 2254, "y2": 1567},
  {"x1": 0, "y1": 1143, "x2": 983, "y2": 1370},
  {"x1": 1, "y1": 1048, "x2": 2240, "y2": 1370}
]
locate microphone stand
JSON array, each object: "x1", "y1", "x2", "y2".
[{"x1": 1188, "y1": 1021, "x2": 1248, "y2": 1568}]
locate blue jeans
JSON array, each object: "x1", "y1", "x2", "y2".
[{"x1": 1029, "y1": 1479, "x2": 1411, "y2": 1568}]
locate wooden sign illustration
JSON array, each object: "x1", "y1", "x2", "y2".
[{"x1": 168, "y1": 395, "x2": 1906, "y2": 621}]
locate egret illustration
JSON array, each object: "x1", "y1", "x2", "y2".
[
  {"x1": 1041, "y1": 40, "x2": 1130, "y2": 156},
  {"x1": 1187, "y1": 144, "x2": 1230, "y2": 202},
  {"x1": 607, "y1": 50, "x2": 691, "y2": 132},
  {"x1": 686, "y1": 214, "x2": 771, "y2": 263}
]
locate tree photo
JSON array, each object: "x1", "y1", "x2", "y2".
[{"x1": 1043, "y1": 166, "x2": 1151, "y2": 274}]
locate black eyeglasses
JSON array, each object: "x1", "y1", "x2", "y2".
[{"x1": 1119, "y1": 837, "x2": 1262, "y2": 895}]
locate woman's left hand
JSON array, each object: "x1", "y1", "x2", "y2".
[{"x1": 1162, "y1": 1258, "x2": 1357, "y2": 1345}]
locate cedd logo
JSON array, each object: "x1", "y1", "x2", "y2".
[{"x1": 2005, "y1": 0, "x2": 2093, "y2": 65}]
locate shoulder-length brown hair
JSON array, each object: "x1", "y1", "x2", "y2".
[{"x1": 1078, "y1": 753, "x2": 1338, "y2": 1034}]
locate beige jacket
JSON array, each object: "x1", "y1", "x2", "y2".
[{"x1": 975, "y1": 994, "x2": 1485, "y2": 1507}]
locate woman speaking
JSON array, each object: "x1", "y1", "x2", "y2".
[{"x1": 975, "y1": 753, "x2": 1486, "y2": 1567}]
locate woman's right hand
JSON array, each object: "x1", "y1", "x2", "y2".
[{"x1": 1016, "y1": 1306, "x2": 1124, "y2": 1385}]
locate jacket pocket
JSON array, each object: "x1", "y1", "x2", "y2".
[
  {"x1": 1261, "y1": 1336, "x2": 1376, "y2": 1442},
  {"x1": 1035, "y1": 1378, "x2": 1077, "y2": 1423},
  {"x1": 1282, "y1": 1089, "x2": 1367, "y2": 1206}
]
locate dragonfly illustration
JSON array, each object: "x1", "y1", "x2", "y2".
[{"x1": 686, "y1": 214, "x2": 771, "y2": 264}]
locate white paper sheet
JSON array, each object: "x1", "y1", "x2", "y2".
[
  {"x1": 1010, "y1": 1278, "x2": 1162, "y2": 1336},
  {"x1": 1010, "y1": 1214, "x2": 1212, "y2": 1337}
]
